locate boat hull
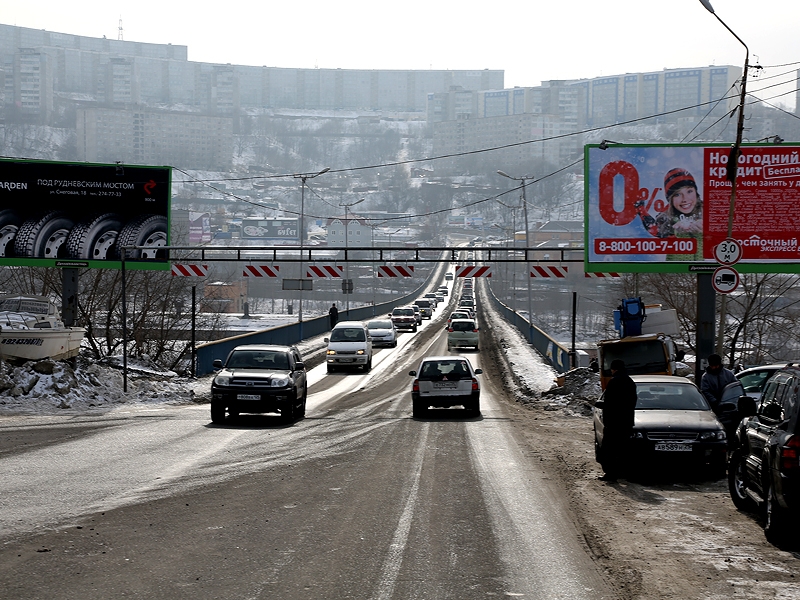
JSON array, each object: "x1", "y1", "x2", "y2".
[{"x1": 0, "y1": 327, "x2": 85, "y2": 361}]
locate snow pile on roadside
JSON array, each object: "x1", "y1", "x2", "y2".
[
  {"x1": 0, "y1": 356, "x2": 205, "y2": 414},
  {"x1": 540, "y1": 367, "x2": 602, "y2": 417}
]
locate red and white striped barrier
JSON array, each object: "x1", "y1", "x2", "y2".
[
  {"x1": 306, "y1": 264, "x2": 344, "y2": 278},
  {"x1": 377, "y1": 265, "x2": 415, "y2": 277},
  {"x1": 585, "y1": 272, "x2": 621, "y2": 278},
  {"x1": 530, "y1": 265, "x2": 568, "y2": 278},
  {"x1": 456, "y1": 265, "x2": 492, "y2": 278},
  {"x1": 243, "y1": 265, "x2": 281, "y2": 278},
  {"x1": 171, "y1": 264, "x2": 209, "y2": 277}
]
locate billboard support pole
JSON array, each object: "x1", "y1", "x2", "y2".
[
  {"x1": 696, "y1": 273, "x2": 716, "y2": 382},
  {"x1": 121, "y1": 251, "x2": 128, "y2": 393},
  {"x1": 61, "y1": 268, "x2": 79, "y2": 327}
]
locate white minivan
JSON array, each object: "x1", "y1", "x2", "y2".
[{"x1": 325, "y1": 321, "x2": 373, "y2": 373}]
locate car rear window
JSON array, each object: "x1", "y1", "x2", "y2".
[
  {"x1": 451, "y1": 320, "x2": 475, "y2": 332},
  {"x1": 393, "y1": 308, "x2": 414, "y2": 316},
  {"x1": 418, "y1": 360, "x2": 471, "y2": 380},
  {"x1": 415, "y1": 300, "x2": 431, "y2": 308}
]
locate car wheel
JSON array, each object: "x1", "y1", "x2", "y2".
[
  {"x1": 282, "y1": 399, "x2": 295, "y2": 424},
  {"x1": 115, "y1": 214, "x2": 168, "y2": 259},
  {"x1": 467, "y1": 398, "x2": 480, "y2": 416},
  {"x1": 413, "y1": 325, "x2": 418, "y2": 332},
  {"x1": 364, "y1": 357, "x2": 372, "y2": 372},
  {"x1": 210, "y1": 401, "x2": 226, "y2": 424},
  {"x1": 327, "y1": 365, "x2": 335, "y2": 374},
  {"x1": 0, "y1": 210, "x2": 22, "y2": 257},
  {"x1": 474, "y1": 345, "x2": 479, "y2": 351},
  {"x1": 392, "y1": 340, "x2": 397, "y2": 348},
  {"x1": 66, "y1": 213, "x2": 124, "y2": 260},
  {"x1": 764, "y1": 479, "x2": 790, "y2": 543},
  {"x1": 298, "y1": 388, "x2": 307, "y2": 419},
  {"x1": 14, "y1": 211, "x2": 75, "y2": 258},
  {"x1": 413, "y1": 398, "x2": 428, "y2": 418},
  {"x1": 727, "y1": 451, "x2": 756, "y2": 511}
]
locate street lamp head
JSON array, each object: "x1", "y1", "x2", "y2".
[
  {"x1": 497, "y1": 170, "x2": 511, "y2": 179},
  {"x1": 699, "y1": 0, "x2": 715, "y2": 14},
  {"x1": 316, "y1": 167, "x2": 331, "y2": 176}
]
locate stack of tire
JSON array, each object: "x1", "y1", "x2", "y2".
[{"x1": 0, "y1": 210, "x2": 167, "y2": 260}]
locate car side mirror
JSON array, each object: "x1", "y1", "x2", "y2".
[
  {"x1": 738, "y1": 395, "x2": 757, "y2": 418},
  {"x1": 213, "y1": 358, "x2": 223, "y2": 369},
  {"x1": 595, "y1": 400, "x2": 605, "y2": 409},
  {"x1": 409, "y1": 370, "x2": 417, "y2": 376},
  {"x1": 324, "y1": 337, "x2": 329, "y2": 343},
  {"x1": 474, "y1": 368, "x2": 482, "y2": 375},
  {"x1": 295, "y1": 361, "x2": 305, "y2": 371}
]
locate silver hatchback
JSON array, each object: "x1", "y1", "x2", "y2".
[{"x1": 409, "y1": 356, "x2": 482, "y2": 417}]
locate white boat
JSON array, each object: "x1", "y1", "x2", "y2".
[{"x1": 0, "y1": 295, "x2": 85, "y2": 362}]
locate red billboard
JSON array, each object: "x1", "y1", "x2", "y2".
[{"x1": 585, "y1": 143, "x2": 800, "y2": 273}]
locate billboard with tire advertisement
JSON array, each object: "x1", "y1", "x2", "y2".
[
  {"x1": 585, "y1": 143, "x2": 800, "y2": 274},
  {"x1": 0, "y1": 159, "x2": 170, "y2": 270}
]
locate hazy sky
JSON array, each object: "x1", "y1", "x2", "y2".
[{"x1": 4, "y1": 0, "x2": 799, "y2": 108}]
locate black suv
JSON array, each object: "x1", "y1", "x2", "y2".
[
  {"x1": 211, "y1": 345, "x2": 307, "y2": 424},
  {"x1": 728, "y1": 363, "x2": 800, "y2": 542}
]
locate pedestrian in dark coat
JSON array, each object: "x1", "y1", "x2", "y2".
[
  {"x1": 599, "y1": 359, "x2": 638, "y2": 480},
  {"x1": 700, "y1": 353, "x2": 736, "y2": 413},
  {"x1": 328, "y1": 303, "x2": 339, "y2": 329}
]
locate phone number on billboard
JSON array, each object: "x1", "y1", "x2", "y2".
[{"x1": 594, "y1": 238, "x2": 697, "y2": 254}]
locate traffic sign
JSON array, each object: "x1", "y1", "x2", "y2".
[
  {"x1": 712, "y1": 266, "x2": 740, "y2": 294},
  {"x1": 714, "y1": 238, "x2": 742, "y2": 266}
]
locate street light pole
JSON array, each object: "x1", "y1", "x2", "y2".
[
  {"x1": 698, "y1": 0, "x2": 751, "y2": 358},
  {"x1": 498, "y1": 170, "x2": 534, "y2": 343},
  {"x1": 293, "y1": 167, "x2": 329, "y2": 334},
  {"x1": 340, "y1": 198, "x2": 365, "y2": 317}
]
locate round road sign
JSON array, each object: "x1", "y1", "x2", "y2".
[
  {"x1": 714, "y1": 238, "x2": 742, "y2": 265},
  {"x1": 712, "y1": 266, "x2": 740, "y2": 294}
]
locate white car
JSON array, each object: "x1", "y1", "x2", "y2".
[
  {"x1": 447, "y1": 318, "x2": 479, "y2": 351},
  {"x1": 409, "y1": 356, "x2": 482, "y2": 417},
  {"x1": 367, "y1": 319, "x2": 398, "y2": 347}
]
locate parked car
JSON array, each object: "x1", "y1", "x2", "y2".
[
  {"x1": 409, "y1": 356, "x2": 482, "y2": 417},
  {"x1": 736, "y1": 364, "x2": 788, "y2": 401},
  {"x1": 593, "y1": 375, "x2": 727, "y2": 476},
  {"x1": 728, "y1": 363, "x2": 800, "y2": 543},
  {"x1": 367, "y1": 319, "x2": 398, "y2": 347},
  {"x1": 389, "y1": 306, "x2": 418, "y2": 331},
  {"x1": 414, "y1": 299, "x2": 434, "y2": 319},
  {"x1": 325, "y1": 321, "x2": 373, "y2": 373},
  {"x1": 447, "y1": 318, "x2": 479, "y2": 351},
  {"x1": 210, "y1": 344, "x2": 307, "y2": 424}
]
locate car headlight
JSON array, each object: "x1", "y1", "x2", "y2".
[
  {"x1": 700, "y1": 430, "x2": 726, "y2": 441},
  {"x1": 356, "y1": 349, "x2": 365, "y2": 355},
  {"x1": 214, "y1": 375, "x2": 231, "y2": 387},
  {"x1": 271, "y1": 377, "x2": 290, "y2": 387},
  {"x1": 327, "y1": 349, "x2": 337, "y2": 355}
]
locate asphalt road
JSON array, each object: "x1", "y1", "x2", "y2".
[{"x1": 0, "y1": 286, "x2": 615, "y2": 600}]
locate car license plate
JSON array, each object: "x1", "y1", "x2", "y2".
[
  {"x1": 339, "y1": 358, "x2": 354, "y2": 363},
  {"x1": 237, "y1": 394, "x2": 261, "y2": 400},
  {"x1": 654, "y1": 442, "x2": 692, "y2": 452},
  {"x1": 434, "y1": 382, "x2": 458, "y2": 389}
]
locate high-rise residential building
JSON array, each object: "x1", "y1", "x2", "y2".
[
  {"x1": 76, "y1": 107, "x2": 233, "y2": 170},
  {"x1": 5, "y1": 48, "x2": 53, "y2": 123}
]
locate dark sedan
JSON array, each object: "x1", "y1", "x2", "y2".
[{"x1": 594, "y1": 375, "x2": 727, "y2": 476}]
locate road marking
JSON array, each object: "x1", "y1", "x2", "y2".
[{"x1": 372, "y1": 422, "x2": 429, "y2": 600}]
